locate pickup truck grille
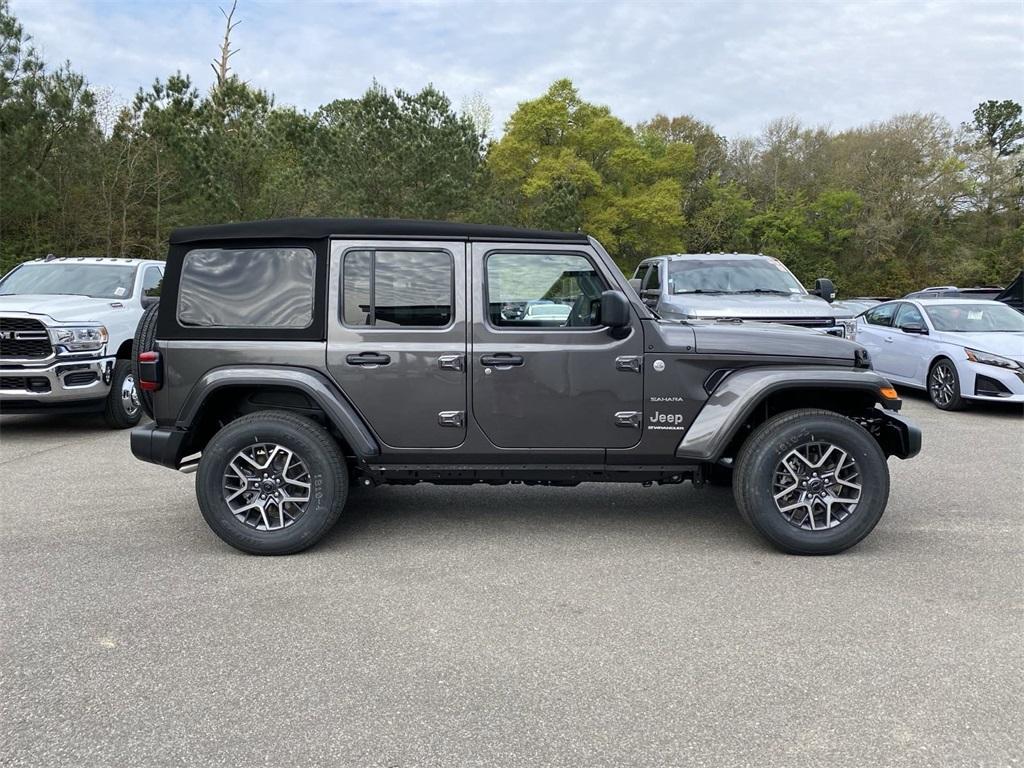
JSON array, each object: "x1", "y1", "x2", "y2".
[
  {"x1": 0, "y1": 317, "x2": 53, "y2": 359},
  {"x1": 0, "y1": 375, "x2": 51, "y2": 392},
  {"x1": 756, "y1": 316, "x2": 836, "y2": 328}
]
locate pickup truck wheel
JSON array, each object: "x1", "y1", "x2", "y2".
[
  {"x1": 102, "y1": 359, "x2": 143, "y2": 429},
  {"x1": 733, "y1": 409, "x2": 889, "y2": 555},
  {"x1": 196, "y1": 411, "x2": 347, "y2": 555},
  {"x1": 132, "y1": 301, "x2": 160, "y2": 419}
]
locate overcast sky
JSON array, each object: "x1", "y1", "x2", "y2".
[{"x1": 11, "y1": 0, "x2": 1023, "y2": 138}]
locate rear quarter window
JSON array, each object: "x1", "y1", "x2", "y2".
[{"x1": 177, "y1": 247, "x2": 315, "y2": 328}]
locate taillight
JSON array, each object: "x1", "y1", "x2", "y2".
[{"x1": 138, "y1": 350, "x2": 162, "y2": 391}]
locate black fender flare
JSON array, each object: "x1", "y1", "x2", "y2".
[
  {"x1": 675, "y1": 367, "x2": 915, "y2": 462},
  {"x1": 176, "y1": 366, "x2": 379, "y2": 459}
]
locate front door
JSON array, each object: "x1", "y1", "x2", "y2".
[
  {"x1": 470, "y1": 243, "x2": 644, "y2": 449},
  {"x1": 326, "y1": 240, "x2": 467, "y2": 448},
  {"x1": 887, "y1": 302, "x2": 930, "y2": 380}
]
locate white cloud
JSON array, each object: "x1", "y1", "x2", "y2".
[{"x1": 11, "y1": 0, "x2": 1023, "y2": 137}]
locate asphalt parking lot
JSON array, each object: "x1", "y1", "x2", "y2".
[{"x1": 1, "y1": 393, "x2": 1022, "y2": 767}]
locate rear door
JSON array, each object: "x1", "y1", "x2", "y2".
[
  {"x1": 326, "y1": 240, "x2": 467, "y2": 448},
  {"x1": 470, "y1": 242, "x2": 644, "y2": 449}
]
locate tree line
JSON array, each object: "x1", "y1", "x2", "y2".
[{"x1": 1, "y1": 0, "x2": 1021, "y2": 296}]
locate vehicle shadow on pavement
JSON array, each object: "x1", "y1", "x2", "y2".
[
  {"x1": 320, "y1": 482, "x2": 767, "y2": 555},
  {"x1": 0, "y1": 413, "x2": 123, "y2": 436}
]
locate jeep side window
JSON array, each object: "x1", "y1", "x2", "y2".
[
  {"x1": 864, "y1": 303, "x2": 897, "y2": 327},
  {"x1": 342, "y1": 249, "x2": 452, "y2": 328},
  {"x1": 177, "y1": 247, "x2": 315, "y2": 328},
  {"x1": 487, "y1": 252, "x2": 606, "y2": 328}
]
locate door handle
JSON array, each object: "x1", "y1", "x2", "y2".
[
  {"x1": 883, "y1": 337, "x2": 894, "y2": 343},
  {"x1": 481, "y1": 354, "x2": 524, "y2": 368},
  {"x1": 346, "y1": 352, "x2": 391, "y2": 366},
  {"x1": 438, "y1": 354, "x2": 465, "y2": 372}
]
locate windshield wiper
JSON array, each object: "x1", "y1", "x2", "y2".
[
  {"x1": 733, "y1": 289, "x2": 791, "y2": 295},
  {"x1": 674, "y1": 289, "x2": 729, "y2": 295}
]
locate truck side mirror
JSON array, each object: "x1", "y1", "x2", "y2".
[
  {"x1": 628, "y1": 278, "x2": 642, "y2": 293},
  {"x1": 600, "y1": 290, "x2": 630, "y2": 329},
  {"x1": 812, "y1": 278, "x2": 836, "y2": 303}
]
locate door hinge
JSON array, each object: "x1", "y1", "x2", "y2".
[
  {"x1": 438, "y1": 410, "x2": 465, "y2": 427},
  {"x1": 438, "y1": 354, "x2": 465, "y2": 372},
  {"x1": 614, "y1": 411, "x2": 642, "y2": 428},
  {"x1": 615, "y1": 355, "x2": 642, "y2": 373}
]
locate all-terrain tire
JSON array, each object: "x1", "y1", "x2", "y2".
[
  {"x1": 103, "y1": 359, "x2": 143, "y2": 429},
  {"x1": 196, "y1": 411, "x2": 348, "y2": 555},
  {"x1": 132, "y1": 302, "x2": 160, "y2": 419},
  {"x1": 733, "y1": 408, "x2": 889, "y2": 555}
]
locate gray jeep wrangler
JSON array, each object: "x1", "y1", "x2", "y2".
[{"x1": 131, "y1": 218, "x2": 920, "y2": 556}]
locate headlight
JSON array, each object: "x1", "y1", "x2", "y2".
[
  {"x1": 840, "y1": 319, "x2": 857, "y2": 340},
  {"x1": 50, "y1": 325, "x2": 108, "y2": 351},
  {"x1": 964, "y1": 348, "x2": 1021, "y2": 370}
]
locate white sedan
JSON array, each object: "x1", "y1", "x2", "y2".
[{"x1": 856, "y1": 298, "x2": 1024, "y2": 410}]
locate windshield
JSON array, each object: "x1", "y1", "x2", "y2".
[
  {"x1": 0, "y1": 263, "x2": 137, "y2": 299},
  {"x1": 925, "y1": 303, "x2": 1024, "y2": 332},
  {"x1": 668, "y1": 258, "x2": 805, "y2": 295}
]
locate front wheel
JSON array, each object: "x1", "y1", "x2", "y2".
[
  {"x1": 733, "y1": 409, "x2": 890, "y2": 555},
  {"x1": 928, "y1": 358, "x2": 966, "y2": 411},
  {"x1": 196, "y1": 411, "x2": 348, "y2": 555}
]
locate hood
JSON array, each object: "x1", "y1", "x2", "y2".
[
  {"x1": 0, "y1": 294, "x2": 122, "y2": 323},
  {"x1": 828, "y1": 301, "x2": 861, "y2": 319},
  {"x1": 661, "y1": 292, "x2": 836, "y2": 319},
  {"x1": 653, "y1": 318, "x2": 863, "y2": 363},
  {"x1": 934, "y1": 331, "x2": 1024, "y2": 361}
]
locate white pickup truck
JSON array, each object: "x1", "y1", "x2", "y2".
[{"x1": 0, "y1": 256, "x2": 164, "y2": 428}]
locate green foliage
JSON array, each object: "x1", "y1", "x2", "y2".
[
  {"x1": 0, "y1": 0, "x2": 1020, "y2": 295},
  {"x1": 484, "y1": 79, "x2": 686, "y2": 268}
]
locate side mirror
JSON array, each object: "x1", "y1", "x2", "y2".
[
  {"x1": 900, "y1": 321, "x2": 928, "y2": 335},
  {"x1": 600, "y1": 290, "x2": 631, "y2": 329},
  {"x1": 628, "y1": 278, "x2": 642, "y2": 292},
  {"x1": 812, "y1": 278, "x2": 836, "y2": 303}
]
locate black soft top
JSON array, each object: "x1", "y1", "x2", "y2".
[{"x1": 169, "y1": 217, "x2": 589, "y2": 245}]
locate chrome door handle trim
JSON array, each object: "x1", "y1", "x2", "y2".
[{"x1": 438, "y1": 354, "x2": 465, "y2": 372}]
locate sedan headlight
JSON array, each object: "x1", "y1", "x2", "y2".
[
  {"x1": 50, "y1": 325, "x2": 108, "y2": 351},
  {"x1": 964, "y1": 348, "x2": 1021, "y2": 370},
  {"x1": 839, "y1": 319, "x2": 858, "y2": 340}
]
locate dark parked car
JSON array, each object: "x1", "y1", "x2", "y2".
[
  {"x1": 904, "y1": 285, "x2": 1005, "y2": 301},
  {"x1": 131, "y1": 218, "x2": 920, "y2": 556},
  {"x1": 995, "y1": 271, "x2": 1023, "y2": 314}
]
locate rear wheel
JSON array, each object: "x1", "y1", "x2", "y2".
[
  {"x1": 928, "y1": 358, "x2": 966, "y2": 411},
  {"x1": 733, "y1": 409, "x2": 889, "y2": 555},
  {"x1": 132, "y1": 302, "x2": 160, "y2": 419},
  {"x1": 102, "y1": 359, "x2": 142, "y2": 429},
  {"x1": 196, "y1": 411, "x2": 348, "y2": 555}
]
